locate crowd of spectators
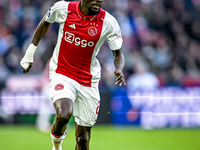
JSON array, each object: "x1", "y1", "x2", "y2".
[{"x1": 1, "y1": 0, "x2": 200, "y2": 91}]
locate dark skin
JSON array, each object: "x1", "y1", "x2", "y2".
[{"x1": 22, "y1": 0, "x2": 125, "y2": 149}]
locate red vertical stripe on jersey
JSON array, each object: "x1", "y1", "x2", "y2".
[{"x1": 56, "y1": 2, "x2": 106, "y2": 87}]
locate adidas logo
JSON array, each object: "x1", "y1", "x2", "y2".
[{"x1": 69, "y1": 24, "x2": 76, "y2": 29}]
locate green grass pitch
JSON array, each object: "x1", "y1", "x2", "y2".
[{"x1": 0, "y1": 125, "x2": 199, "y2": 150}]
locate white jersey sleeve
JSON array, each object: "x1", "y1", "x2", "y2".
[
  {"x1": 105, "y1": 13, "x2": 123, "y2": 50},
  {"x1": 45, "y1": 1, "x2": 69, "y2": 24}
]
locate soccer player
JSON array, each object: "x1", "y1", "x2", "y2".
[{"x1": 20, "y1": 0, "x2": 126, "y2": 150}]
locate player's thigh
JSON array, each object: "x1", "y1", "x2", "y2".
[
  {"x1": 75, "y1": 123, "x2": 92, "y2": 141},
  {"x1": 54, "y1": 98, "x2": 73, "y2": 118},
  {"x1": 49, "y1": 73, "x2": 77, "y2": 103},
  {"x1": 73, "y1": 85, "x2": 100, "y2": 126}
]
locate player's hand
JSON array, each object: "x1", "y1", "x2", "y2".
[
  {"x1": 20, "y1": 43, "x2": 36, "y2": 74},
  {"x1": 21, "y1": 62, "x2": 33, "y2": 74},
  {"x1": 114, "y1": 71, "x2": 126, "y2": 86},
  {"x1": 20, "y1": 53, "x2": 34, "y2": 74}
]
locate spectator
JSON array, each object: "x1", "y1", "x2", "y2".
[{"x1": 127, "y1": 61, "x2": 160, "y2": 92}]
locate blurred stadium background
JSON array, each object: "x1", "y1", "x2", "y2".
[{"x1": 0, "y1": 0, "x2": 200, "y2": 149}]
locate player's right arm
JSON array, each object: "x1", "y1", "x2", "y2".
[
  {"x1": 32, "y1": 16, "x2": 51, "y2": 46},
  {"x1": 20, "y1": 16, "x2": 51, "y2": 74},
  {"x1": 20, "y1": 1, "x2": 70, "y2": 74}
]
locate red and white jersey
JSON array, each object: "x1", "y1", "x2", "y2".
[{"x1": 45, "y1": 1, "x2": 123, "y2": 87}]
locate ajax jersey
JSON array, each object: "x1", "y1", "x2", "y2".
[{"x1": 45, "y1": 1, "x2": 123, "y2": 87}]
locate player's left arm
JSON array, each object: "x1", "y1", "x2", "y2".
[{"x1": 112, "y1": 48, "x2": 126, "y2": 86}]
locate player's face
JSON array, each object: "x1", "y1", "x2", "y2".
[{"x1": 85, "y1": 0, "x2": 103, "y2": 15}]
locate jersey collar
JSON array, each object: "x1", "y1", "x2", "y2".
[{"x1": 76, "y1": 1, "x2": 97, "y2": 21}]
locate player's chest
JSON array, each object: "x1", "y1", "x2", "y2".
[{"x1": 62, "y1": 13, "x2": 103, "y2": 45}]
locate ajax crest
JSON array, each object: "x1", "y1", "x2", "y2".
[
  {"x1": 88, "y1": 27, "x2": 98, "y2": 36},
  {"x1": 55, "y1": 83, "x2": 64, "y2": 91}
]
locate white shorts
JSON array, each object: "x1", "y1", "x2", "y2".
[{"x1": 49, "y1": 73, "x2": 100, "y2": 127}]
